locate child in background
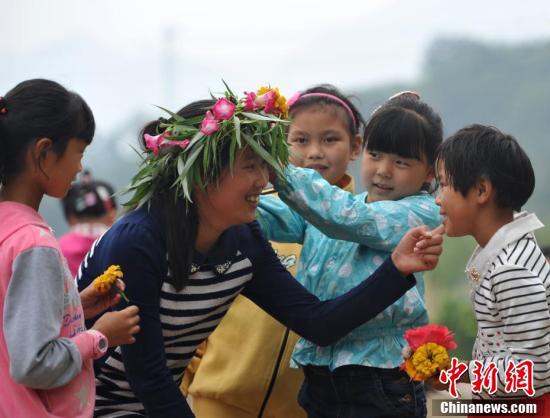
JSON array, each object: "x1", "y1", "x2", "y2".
[
  {"x1": 435, "y1": 125, "x2": 550, "y2": 414},
  {"x1": 59, "y1": 171, "x2": 118, "y2": 277},
  {"x1": 183, "y1": 84, "x2": 363, "y2": 418},
  {"x1": 259, "y1": 93, "x2": 443, "y2": 417},
  {"x1": 0, "y1": 79, "x2": 140, "y2": 418}
]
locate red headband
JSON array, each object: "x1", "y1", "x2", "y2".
[{"x1": 288, "y1": 92, "x2": 357, "y2": 128}]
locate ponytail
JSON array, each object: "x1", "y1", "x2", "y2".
[
  {"x1": 138, "y1": 100, "x2": 214, "y2": 291},
  {"x1": 0, "y1": 79, "x2": 95, "y2": 185}
]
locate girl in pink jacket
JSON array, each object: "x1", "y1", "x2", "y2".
[{"x1": 0, "y1": 79, "x2": 140, "y2": 418}]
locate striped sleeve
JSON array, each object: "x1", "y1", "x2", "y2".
[{"x1": 479, "y1": 258, "x2": 550, "y2": 396}]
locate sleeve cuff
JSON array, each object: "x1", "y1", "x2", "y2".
[
  {"x1": 73, "y1": 329, "x2": 109, "y2": 361},
  {"x1": 384, "y1": 256, "x2": 417, "y2": 285},
  {"x1": 273, "y1": 165, "x2": 296, "y2": 190}
]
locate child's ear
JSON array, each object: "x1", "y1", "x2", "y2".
[
  {"x1": 349, "y1": 134, "x2": 363, "y2": 161},
  {"x1": 425, "y1": 167, "x2": 435, "y2": 184},
  {"x1": 30, "y1": 137, "x2": 54, "y2": 171},
  {"x1": 476, "y1": 177, "x2": 493, "y2": 205},
  {"x1": 33, "y1": 137, "x2": 53, "y2": 158},
  {"x1": 422, "y1": 169, "x2": 436, "y2": 193}
]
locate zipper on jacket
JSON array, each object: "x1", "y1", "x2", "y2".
[{"x1": 257, "y1": 327, "x2": 290, "y2": 418}]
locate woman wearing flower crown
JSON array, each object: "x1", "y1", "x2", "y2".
[{"x1": 76, "y1": 84, "x2": 444, "y2": 417}]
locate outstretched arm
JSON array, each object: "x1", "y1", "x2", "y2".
[
  {"x1": 275, "y1": 165, "x2": 441, "y2": 251},
  {"x1": 243, "y1": 223, "x2": 444, "y2": 346},
  {"x1": 257, "y1": 194, "x2": 307, "y2": 244}
]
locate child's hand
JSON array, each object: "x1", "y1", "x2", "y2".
[
  {"x1": 81, "y1": 279, "x2": 126, "y2": 319},
  {"x1": 92, "y1": 305, "x2": 140, "y2": 346},
  {"x1": 414, "y1": 224, "x2": 446, "y2": 253},
  {"x1": 391, "y1": 224, "x2": 445, "y2": 276}
]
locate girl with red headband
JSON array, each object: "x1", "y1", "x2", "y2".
[{"x1": 258, "y1": 91, "x2": 444, "y2": 417}]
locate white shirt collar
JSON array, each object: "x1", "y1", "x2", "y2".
[{"x1": 465, "y1": 211, "x2": 544, "y2": 281}]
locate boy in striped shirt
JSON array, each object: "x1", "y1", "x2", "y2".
[{"x1": 435, "y1": 124, "x2": 550, "y2": 406}]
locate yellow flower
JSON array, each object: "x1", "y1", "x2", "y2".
[
  {"x1": 404, "y1": 357, "x2": 430, "y2": 381},
  {"x1": 406, "y1": 342, "x2": 450, "y2": 381},
  {"x1": 275, "y1": 93, "x2": 289, "y2": 118},
  {"x1": 256, "y1": 86, "x2": 289, "y2": 118},
  {"x1": 256, "y1": 86, "x2": 271, "y2": 96},
  {"x1": 92, "y1": 265, "x2": 124, "y2": 294}
]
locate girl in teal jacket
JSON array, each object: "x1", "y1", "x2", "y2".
[{"x1": 258, "y1": 93, "x2": 443, "y2": 418}]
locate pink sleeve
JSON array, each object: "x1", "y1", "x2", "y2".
[{"x1": 72, "y1": 329, "x2": 108, "y2": 360}]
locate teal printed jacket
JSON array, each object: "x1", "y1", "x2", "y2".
[{"x1": 257, "y1": 166, "x2": 442, "y2": 370}]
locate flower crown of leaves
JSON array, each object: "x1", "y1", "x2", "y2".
[{"x1": 124, "y1": 82, "x2": 290, "y2": 208}]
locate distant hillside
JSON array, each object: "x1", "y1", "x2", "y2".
[
  {"x1": 352, "y1": 38, "x2": 550, "y2": 357},
  {"x1": 354, "y1": 37, "x2": 550, "y2": 215}
]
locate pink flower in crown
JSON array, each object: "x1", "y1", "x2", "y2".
[
  {"x1": 200, "y1": 111, "x2": 220, "y2": 135},
  {"x1": 144, "y1": 133, "x2": 165, "y2": 156},
  {"x1": 212, "y1": 98, "x2": 236, "y2": 120},
  {"x1": 262, "y1": 90, "x2": 278, "y2": 114},
  {"x1": 243, "y1": 91, "x2": 258, "y2": 111},
  {"x1": 287, "y1": 92, "x2": 301, "y2": 107},
  {"x1": 161, "y1": 139, "x2": 191, "y2": 151}
]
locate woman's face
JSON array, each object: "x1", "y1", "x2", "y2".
[{"x1": 195, "y1": 147, "x2": 269, "y2": 230}]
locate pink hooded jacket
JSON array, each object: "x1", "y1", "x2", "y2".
[{"x1": 0, "y1": 202, "x2": 99, "y2": 418}]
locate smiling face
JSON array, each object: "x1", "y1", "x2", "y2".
[
  {"x1": 287, "y1": 107, "x2": 361, "y2": 185},
  {"x1": 362, "y1": 149, "x2": 433, "y2": 203},
  {"x1": 195, "y1": 147, "x2": 269, "y2": 229}
]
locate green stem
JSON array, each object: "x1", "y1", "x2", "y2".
[{"x1": 119, "y1": 290, "x2": 130, "y2": 303}]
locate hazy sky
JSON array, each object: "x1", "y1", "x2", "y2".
[
  {"x1": 3, "y1": 0, "x2": 550, "y2": 134},
  {"x1": 3, "y1": 0, "x2": 550, "y2": 233}
]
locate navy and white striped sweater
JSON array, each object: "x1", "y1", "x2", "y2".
[
  {"x1": 77, "y1": 205, "x2": 416, "y2": 418},
  {"x1": 466, "y1": 212, "x2": 550, "y2": 399}
]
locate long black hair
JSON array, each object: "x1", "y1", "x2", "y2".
[
  {"x1": 139, "y1": 99, "x2": 235, "y2": 292},
  {"x1": 0, "y1": 79, "x2": 95, "y2": 185},
  {"x1": 364, "y1": 96, "x2": 442, "y2": 167}
]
